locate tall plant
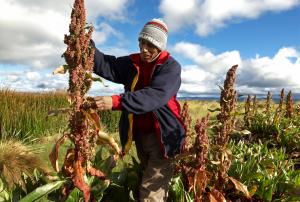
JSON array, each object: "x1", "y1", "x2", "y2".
[
  {"x1": 265, "y1": 91, "x2": 272, "y2": 114},
  {"x1": 173, "y1": 65, "x2": 251, "y2": 201},
  {"x1": 215, "y1": 65, "x2": 238, "y2": 186},
  {"x1": 273, "y1": 88, "x2": 284, "y2": 124},
  {"x1": 181, "y1": 101, "x2": 193, "y2": 152},
  {"x1": 49, "y1": 0, "x2": 121, "y2": 201},
  {"x1": 285, "y1": 90, "x2": 294, "y2": 118},
  {"x1": 173, "y1": 113, "x2": 210, "y2": 202},
  {"x1": 244, "y1": 95, "x2": 252, "y2": 128}
]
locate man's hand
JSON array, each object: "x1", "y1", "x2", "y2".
[{"x1": 94, "y1": 96, "x2": 113, "y2": 110}]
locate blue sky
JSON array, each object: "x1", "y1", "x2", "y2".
[{"x1": 0, "y1": 0, "x2": 299, "y2": 97}]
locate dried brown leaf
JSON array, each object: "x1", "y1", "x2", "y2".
[
  {"x1": 228, "y1": 176, "x2": 251, "y2": 199},
  {"x1": 209, "y1": 188, "x2": 226, "y2": 202},
  {"x1": 84, "y1": 110, "x2": 101, "y2": 130},
  {"x1": 53, "y1": 65, "x2": 68, "y2": 74},
  {"x1": 49, "y1": 134, "x2": 67, "y2": 172},
  {"x1": 97, "y1": 131, "x2": 121, "y2": 155},
  {"x1": 208, "y1": 193, "x2": 218, "y2": 202},
  {"x1": 194, "y1": 169, "x2": 208, "y2": 199}
]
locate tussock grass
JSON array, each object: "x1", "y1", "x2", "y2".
[{"x1": 0, "y1": 138, "x2": 47, "y2": 189}]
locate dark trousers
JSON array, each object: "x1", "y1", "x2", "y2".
[{"x1": 135, "y1": 133, "x2": 174, "y2": 202}]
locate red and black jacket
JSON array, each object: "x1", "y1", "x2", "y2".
[{"x1": 92, "y1": 43, "x2": 185, "y2": 158}]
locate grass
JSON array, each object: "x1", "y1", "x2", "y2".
[
  {"x1": 0, "y1": 89, "x2": 69, "y2": 139},
  {"x1": 0, "y1": 138, "x2": 47, "y2": 189},
  {"x1": 0, "y1": 89, "x2": 138, "y2": 175},
  {"x1": 0, "y1": 90, "x2": 224, "y2": 170},
  {"x1": 1, "y1": 90, "x2": 299, "y2": 201}
]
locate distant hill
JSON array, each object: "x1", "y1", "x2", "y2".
[{"x1": 178, "y1": 93, "x2": 300, "y2": 103}]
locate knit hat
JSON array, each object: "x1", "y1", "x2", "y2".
[{"x1": 138, "y1": 18, "x2": 168, "y2": 50}]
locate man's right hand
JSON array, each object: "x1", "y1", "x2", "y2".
[{"x1": 94, "y1": 96, "x2": 113, "y2": 111}]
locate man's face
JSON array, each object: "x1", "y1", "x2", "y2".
[{"x1": 139, "y1": 39, "x2": 160, "y2": 63}]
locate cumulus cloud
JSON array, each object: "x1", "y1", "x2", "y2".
[
  {"x1": 160, "y1": 0, "x2": 300, "y2": 36},
  {"x1": 0, "y1": 0, "x2": 131, "y2": 70},
  {"x1": 238, "y1": 47, "x2": 300, "y2": 91},
  {"x1": 93, "y1": 22, "x2": 122, "y2": 45},
  {"x1": 173, "y1": 42, "x2": 241, "y2": 74},
  {"x1": 172, "y1": 42, "x2": 300, "y2": 95},
  {"x1": 0, "y1": 66, "x2": 124, "y2": 94},
  {"x1": 180, "y1": 65, "x2": 216, "y2": 95},
  {"x1": 86, "y1": 0, "x2": 132, "y2": 20},
  {"x1": 26, "y1": 71, "x2": 40, "y2": 81},
  {"x1": 88, "y1": 79, "x2": 124, "y2": 96},
  {"x1": 0, "y1": 70, "x2": 68, "y2": 91}
]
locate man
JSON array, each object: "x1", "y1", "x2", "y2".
[{"x1": 92, "y1": 18, "x2": 185, "y2": 201}]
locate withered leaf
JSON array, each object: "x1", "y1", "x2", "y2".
[
  {"x1": 49, "y1": 134, "x2": 67, "y2": 172},
  {"x1": 228, "y1": 176, "x2": 251, "y2": 199}
]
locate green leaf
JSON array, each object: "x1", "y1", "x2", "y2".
[
  {"x1": 263, "y1": 186, "x2": 273, "y2": 202},
  {"x1": 92, "y1": 77, "x2": 108, "y2": 87},
  {"x1": 169, "y1": 176, "x2": 185, "y2": 202},
  {"x1": 19, "y1": 180, "x2": 65, "y2": 202},
  {"x1": 0, "y1": 179, "x2": 10, "y2": 202},
  {"x1": 231, "y1": 129, "x2": 251, "y2": 136},
  {"x1": 0, "y1": 179, "x2": 3, "y2": 192},
  {"x1": 65, "y1": 187, "x2": 81, "y2": 202},
  {"x1": 91, "y1": 180, "x2": 110, "y2": 200},
  {"x1": 85, "y1": 73, "x2": 108, "y2": 87},
  {"x1": 0, "y1": 190, "x2": 10, "y2": 201}
]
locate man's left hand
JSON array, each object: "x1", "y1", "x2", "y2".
[{"x1": 94, "y1": 96, "x2": 113, "y2": 110}]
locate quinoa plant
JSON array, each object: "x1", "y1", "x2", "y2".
[
  {"x1": 173, "y1": 113, "x2": 210, "y2": 202},
  {"x1": 48, "y1": 0, "x2": 121, "y2": 201},
  {"x1": 273, "y1": 88, "x2": 284, "y2": 124},
  {"x1": 193, "y1": 114, "x2": 210, "y2": 201},
  {"x1": 173, "y1": 65, "x2": 251, "y2": 201},
  {"x1": 252, "y1": 95, "x2": 257, "y2": 116},
  {"x1": 181, "y1": 101, "x2": 193, "y2": 152},
  {"x1": 285, "y1": 90, "x2": 294, "y2": 118},
  {"x1": 215, "y1": 65, "x2": 238, "y2": 190},
  {"x1": 207, "y1": 65, "x2": 250, "y2": 201},
  {"x1": 244, "y1": 95, "x2": 252, "y2": 128},
  {"x1": 265, "y1": 91, "x2": 272, "y2": 114},
  {"x1": 216, "y1": 65, "x2": 238, "y2": 147}
]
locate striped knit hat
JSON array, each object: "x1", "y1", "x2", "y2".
[{"x1": 139, "y1": 18, "x2": 168, "y2": 50}]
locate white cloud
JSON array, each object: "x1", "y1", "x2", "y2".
[
  {"x1": 180, "y1": 65, "x2": 216, "y2": 94},
  {"x1": 159, "y1": 0, "x2": 198, "y2": 31},
  {"x1": 160, "y1": 0, "x2": 300, "y2": 36},
  {"x1": 239, "y1": 47, "x2": 300, "y2": 90},
  {"x1": 86, "y1": 0, "x2": 132, "y2": 20},
  {"x1": 26, "y1": 71, "x2": 40, "y2": 81},
  {"x1": 0, "y1": 0, "x2": 131, "y2": 70},
  {"x1": 0, "y1": 68, "x2": 124, "y2": 95},
  {"x1": 93, "y1": 22, "x2": 122, "y2": 45},
  {"x1": 173, "y1": 41, "x2": 300, "y2": 95},
  {"x1": 0, "y1": 70, "x2": 69, "y2": 91},
  {"x1": 173, "y1": 42, "x2": 241, "y2": 74},
  {"x1": 88, "y1": 78, "x2": 124, "y2": 96}
]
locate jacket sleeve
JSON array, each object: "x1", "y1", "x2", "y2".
[
  {"x1": 92, "y1": 40, "x2": 131, "y2": 84},
  {"x1": 120, "y1": 58, "x2": 181, "y2": 114}
]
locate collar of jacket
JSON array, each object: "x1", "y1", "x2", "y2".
[{"x1": 129, "y1": 51, "x2": 170, "y2": 68}]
